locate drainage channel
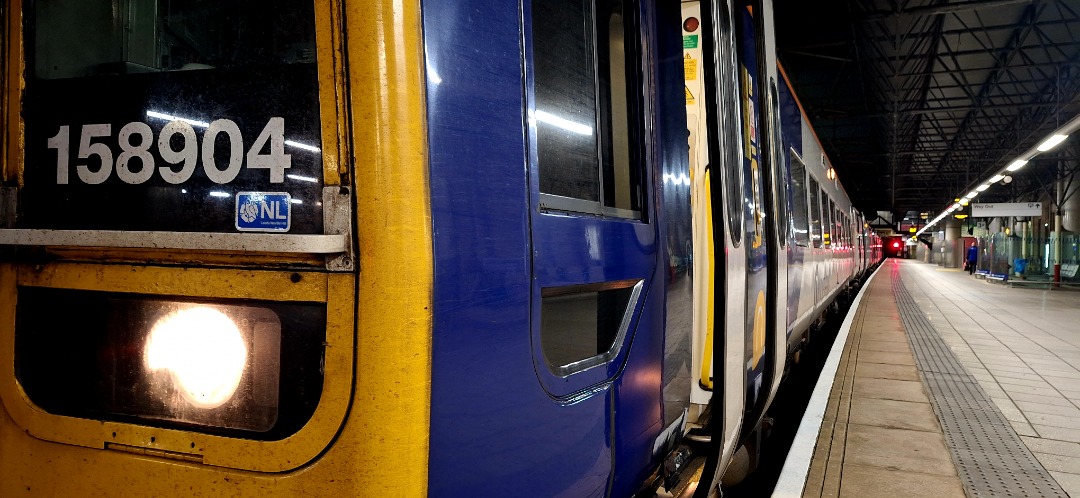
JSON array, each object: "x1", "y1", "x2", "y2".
[{"x1": 892, "y1": 273, "x2": 1066, "y2": 498}]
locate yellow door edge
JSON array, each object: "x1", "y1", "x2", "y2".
[{"x1": 346, "y1": 0, "x2": 433, "y2": 495}]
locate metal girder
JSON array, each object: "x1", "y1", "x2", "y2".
[
  {"x1": 860, "y1": 0, "x2": 1037, "y2": 21},
  {"x1": 775, "y1": 0, "x2": 1080, "y2": 215}
]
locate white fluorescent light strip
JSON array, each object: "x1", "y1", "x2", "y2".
[
  {"x1": 534, "y1": 110, "x2": 593, "y2": 136},
  {"x1": 285, "y1": 140, "x2": 321, "y2": 153},
  {"x1": 1007, "y1": 159, "x2": 1028, "y2": 171},
  {"x1": 1037, "y1": 134, "x2": 1068, "y2": 152},
  {"x1": 286, "y1": 174, "x2": 320, "y2": 183},
  {"x1": 990, "y1": 175, "x2": 1004, "y2": 183},
  {"x1": 290, "y1": 199, "x2": 303, "y2": 205},
  {"x1": 147, "y1": 111, "x2": 320, "y2": 153},
  {"x1": 209, "y1": 191, "x2": 230, "y2": 198},
  {"x1": 976, "y1": 184, "x2": 990, "y2": 192},
  {"x1": 146, "y1": 111, "x2": 209, "y2": 128}
]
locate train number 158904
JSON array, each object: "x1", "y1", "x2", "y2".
[{"x1": 45, "y1": 117, "x2": 292, "y2": 186}]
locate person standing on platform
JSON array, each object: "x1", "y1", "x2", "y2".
[{"x1": 966, "y1": 242, "x2": 978, "y2": 275}]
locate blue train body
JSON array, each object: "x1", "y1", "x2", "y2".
[{"x1": 424, "y1": 0, "x2": 879, "y2": 495}]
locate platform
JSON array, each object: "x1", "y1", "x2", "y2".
[{"x1": 776, "y1": 258, "x2": 1080, "y2": 497}]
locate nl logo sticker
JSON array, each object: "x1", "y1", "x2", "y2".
[{"x1": 235, "y1": 192, "x2": 292, "y2": 232}]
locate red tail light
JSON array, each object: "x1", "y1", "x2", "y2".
[{"x1": 892, "y1": 242, "x2": 900, "y2": 248}]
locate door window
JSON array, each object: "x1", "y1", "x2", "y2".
[
  {"x1": 532, "y1": 0, "x2": 643, "y2": 219},
  {"x1": 789, "y1": 150, "x2": 809, "y2": 246},
  {"x1": 809, "y1": 178, "x2": 821, "y2": 248}
]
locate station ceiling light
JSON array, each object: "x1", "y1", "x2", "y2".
[
  {"x1": 915, "y1": 112, "x2": 1080, "y2": 239},
  {"x1": 1006, "y1": 159, "x2": 1028, "y2": 172},
  {"x1": 1037, "y1": 134, "x2": 1068, "y2": 152}
]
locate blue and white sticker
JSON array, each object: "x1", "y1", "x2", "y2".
[{"x1": 235, "y1": 192, "x2": 292, "y2": 232}]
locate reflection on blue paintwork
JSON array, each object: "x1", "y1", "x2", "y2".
[{"x1": 426, "y1": 62, "x2": 443, "y2": 85}]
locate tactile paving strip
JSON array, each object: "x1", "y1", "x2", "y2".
[{"x1": 892, "y1": 274, "x2": 1067, "y2": 498}]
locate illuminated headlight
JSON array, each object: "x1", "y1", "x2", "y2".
[
  {"x1": 145, "y1": 306, "x2": 251, "y2": 409},
  {"x1": 16, "y1": 288, "x2": 325, "y2": 439}
]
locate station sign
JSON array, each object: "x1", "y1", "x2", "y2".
[{"x1": 970, "y1": 202, "x2": 1042, "y2": 217}]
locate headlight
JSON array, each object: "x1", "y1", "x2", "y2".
[
  {"x1": 145, "y1": 306, "x2": 250, "y2": 409},
  {"x1": 16, "y1": 288, "x2": 325, "y2": 439}
]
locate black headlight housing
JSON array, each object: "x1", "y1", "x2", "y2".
[{"x1": 15, "y1": 287, "x2": 326, "y2": 440}]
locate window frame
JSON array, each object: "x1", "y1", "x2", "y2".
[
  {"x1": 768, "y1": 80, "x2": 785, "y2": 249},
  {"x1": 824, "y1": 197, "x2": 834, "y2": 248},
  {"x1": 531, "y1": 0, "x2": 647, "y2": 221},
  {"x1": 808, "y1": 177, "x2": 822, "y2": 248},
  {"x1": 789, "y1": 148, "x2": 809, "y2": 247},
  {"x1": 538, "y1": 279, "x2": 644, "y2": 377}
]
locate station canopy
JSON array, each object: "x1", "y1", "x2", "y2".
[{"x1": 775, "y1": 0, "x2": 1080, "y2": 222}]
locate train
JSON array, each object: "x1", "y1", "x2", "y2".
[{"x1": 0, "y1": 0, "x2": 882, "y2": 496}]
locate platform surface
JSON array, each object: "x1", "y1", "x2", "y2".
[{"x1": 791, "y1": 258, "x2": 1080, "y2": 497}]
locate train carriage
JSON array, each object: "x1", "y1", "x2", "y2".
[{"x1": 0, "y1": 0, "x2": 880, "y2": 496}]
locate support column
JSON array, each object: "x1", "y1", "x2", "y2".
[
  {"x1": 1021, "y1": 221, "x2": 1028, "y2": 260},
  {"x1": 1054, "y1": 214, "x2": 1063, "y2": 284},
  {"x1": 944, "y1": 218, "x2": 961, "y2": 268}
]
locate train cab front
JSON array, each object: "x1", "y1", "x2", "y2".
[{"x1": 0, "y1": 1, "x2": 431, "y2": 495}]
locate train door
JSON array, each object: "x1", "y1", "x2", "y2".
[
  {"x1": 753, "y1": 0, "x2": 787, "y2": 444},
  {"x1": 808, "y1": 178, "x2": 823, "y2": 305},
  {"x1": 523, "y1": 1, "x2": 659, "y2": 494},
  {"x1": 692, "y1": 0, "x2": 782, "y2": 490},
  {"x1": 856, "y1": 212, "x2": 864, "y2": 274},
  {"x1": 684, "y1": 0, "x2": 750, "y2": 490},
  {"x1": 834, "y1": 206, "x2": 842, "y2": 284}
]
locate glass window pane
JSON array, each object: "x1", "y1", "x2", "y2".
[
  {"x1": 22, "y1": 0, "x2": 323, "y2": 233},
  {"x1": 769, "y1": 83, "x2": 785, "y2": 248},
  {"x1": 835, "y1": 207, "x2": 842, "y2": 247},
  {"x1": 533, "y1": 0, "x2": 600, "y2": 202},
  {"x1": 533, "y1": 0, "x2": 642, "y2": 217},
  {"x1": 789, "y1": 151, "x2": 809, "y2": 246},
  {"x1": 823, "y1": 196, "x2": 833, "y2": 247},
  {"x1": 599, "y1": 2, "x2": 637, "y2": 212},
  {"x1": 540, "y1": 286, "x2": 634, "y2": 372},
  {"x1": 809, "y1": 178, "x2": 821, "y2": 248},
  {"x1": 843, "y1": 213, "x2": 849, "y2": 247}
]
